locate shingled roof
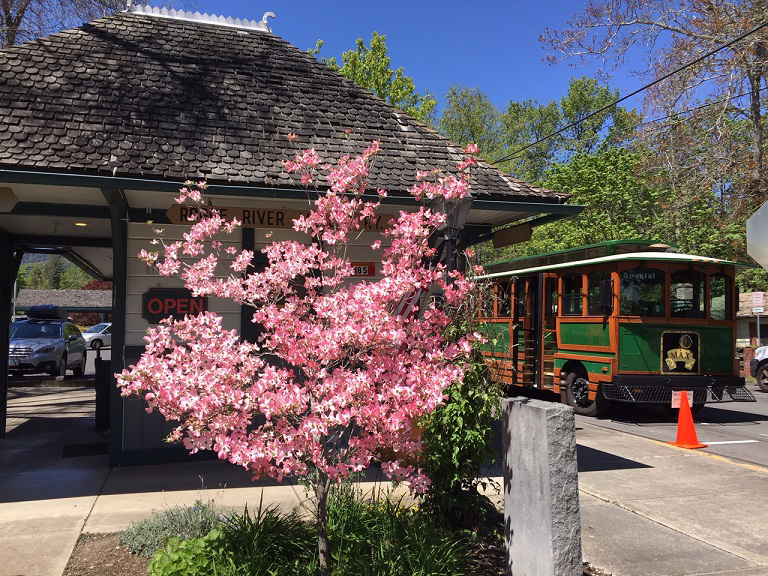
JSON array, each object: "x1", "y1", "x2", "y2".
[{"x1": 0, "y1": 9, "x2": 566, "y2": 202}]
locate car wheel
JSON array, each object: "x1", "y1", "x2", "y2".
[
  {"x1": 92, "y1": 339, "x2": 102, "y2": 351},
  {"x1": 73, "y1": 352, "x2": 86, "y2": 377},
  {"x1": 566, "y1": 372, "x2": 611, "y2": 417},
  {"x1": 757, "y1": 364, "x2": 768, "y2": 393},
  {"x1": 50, "y1": 355, "x2": 66, "y2": 378}
]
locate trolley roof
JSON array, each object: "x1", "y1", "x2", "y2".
[{"x1": 479, "y1": 240, "x2": 752, "y2": 280}]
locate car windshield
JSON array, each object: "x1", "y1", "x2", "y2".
[
  {"x1": 10, "y1": 322, "x2": 61, "y2": 339},
  {"x1": 85, "y1": 323, "x2": 109, "y2": 333}
]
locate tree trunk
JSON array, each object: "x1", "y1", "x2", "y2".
[
  {"x1": 748, "y1": 51, "x2": 765, "y2": 197},
  {"x1": 315, "y1": 471, "x2": 332, "y2": 576}
]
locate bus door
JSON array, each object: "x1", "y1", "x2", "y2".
[
  {"x1": 517, "y1": 275, "x2": 538, "y2": 386},
  {"x1": 539, "y1": 273, "x2": 558, "y2": 390}
]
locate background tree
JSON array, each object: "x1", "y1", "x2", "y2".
[
  {"x1": 438, "y1": 85, "x2": 504, "y2": 160},
  {"x1": 541, "y1": 0, "x2": 768, "y2": 197},
  {"x1": 310, "y1": 34, "x2": 437, "y2": 126},
  {"x1": 2, "y1": 0, "x2": 196, "y2": 47}
]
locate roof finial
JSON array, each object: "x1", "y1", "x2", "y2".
[{"x1": 124, "y1": 0, "x2": 133, "y2": 11}]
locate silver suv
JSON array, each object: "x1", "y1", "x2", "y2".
[{"x1": 8, "y1": 307, "x2": 87, "y2": 377}]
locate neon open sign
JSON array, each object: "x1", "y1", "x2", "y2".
[{"x1": 142, "y1": 288, "x2": 208, "y2": 324}]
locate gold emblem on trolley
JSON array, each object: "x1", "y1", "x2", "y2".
[{"x1": 664, "y1": 334, "x2": 696, "y2": 371}]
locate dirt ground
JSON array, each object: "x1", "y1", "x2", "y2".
[{"x1": 63, "y1": 532, "x2": 608, "y2": 576}]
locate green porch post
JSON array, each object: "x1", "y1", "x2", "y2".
[{"x1": 102, "y1": 188, "x2": 128, "y2": 465}]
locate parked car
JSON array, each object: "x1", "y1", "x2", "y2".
[
  {"x1": 82, "y1": 322, "x2": 112, "y2": 350},
  {"x1": 8, "y1": 306, "x2": 87, "y2": 377},
  {"x1": 750, "y1": 346, "x2": 768, "y2": 392}
]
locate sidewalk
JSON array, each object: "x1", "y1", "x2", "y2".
[{"x1": 2, "y1": 387, "x2": 768, "y2": 576}]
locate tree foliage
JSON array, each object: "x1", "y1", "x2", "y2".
[
  {"x1": 310, "y1": 34, "x2": 437, "y2": 126},
  {"x1": 438, "y1": 76, "x2": 637, "y2": 184},
  {"x1": 541, "y1": 0, "x2": 768, "y2": 196}
]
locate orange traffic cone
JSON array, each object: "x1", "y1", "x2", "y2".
[{"x1": 668, "y1": 391, "x2": 707, "y2": 449}]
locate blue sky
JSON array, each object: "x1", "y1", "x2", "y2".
[{"x1": 203, "y1": 0, "x2": 646, "y2": 117}]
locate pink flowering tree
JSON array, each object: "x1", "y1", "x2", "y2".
[{"x1": 118, "y1": 140, "x2": 479, "y2": 574}]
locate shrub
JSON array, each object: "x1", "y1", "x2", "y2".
[
  {"x1": 419, "y1": 351, "x2": 501, "y2": 527},
  {"x1": 118, "y1": 499, "x2": 221, "y2": 557},
  {"x1": 148, "y1": 528, "x2": 226, "y2": 576},
  {"x1": 145, "y1": 486, "x2": 470, "y2": 576}
]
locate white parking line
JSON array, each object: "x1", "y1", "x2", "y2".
[
  {"x1": 704, "y1": 440, "x2": 760, "y2": 445},
  {"x1": 760, "y1": 434, "x2": 768, "y2": 438}
]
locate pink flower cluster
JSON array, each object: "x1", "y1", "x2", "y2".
[{"x1": 119, "y1": 142, "x2": 477, "y2": 493}]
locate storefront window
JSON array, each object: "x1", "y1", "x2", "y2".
[
  {"x1": 670, "y1": 269, "x2": 706, "y2": 318},
  {"x1": 562, "y1": 274, "x2": 583, "y2": 316},
  {"x1": 619, "y1": 267, "x2": 665, "y2": 317},
  {"x1": 710, "y1": 273, "x2": 732, "y2": 320},
  {"x1": 587, "y1": 270, "x2": 611, "y2": 315}
]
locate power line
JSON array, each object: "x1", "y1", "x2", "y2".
[
  {"x1": 491, "y1": 18, "x2": 768, "y2": 165},
  {"x1": 629, "y1": 85, "x2": 768, "y2": 129}
]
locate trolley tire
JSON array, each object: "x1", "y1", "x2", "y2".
[
  {"x1": 566, "y1": 372, "x2": 610, "y2": 417},
  {"x1": 757, "y1": 364, "x2": 768, "y2": 393}
]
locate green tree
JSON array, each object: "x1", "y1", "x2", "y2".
[
  {"x1": 310, "y1": 34, "x2": 437, "y2": 126},
  {"x1": 506, "y1": 148, "x2": 667, "y2": 258},
  {"x1": 23, "y1": 263, "x2": 47, "y2": 289},
  {"x1": 59, "y1": 265, "x2": 91, "y2": 289},
  {"x1": 43, "y1": 255, "x2": 66, "y2": 289},
  {"x1": 438, "y1": 85, "x2": 503, "y2": 160}
]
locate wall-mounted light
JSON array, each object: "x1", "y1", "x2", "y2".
[{"x1": 74, "y1": 222, "x2": 88, "y2": 227}]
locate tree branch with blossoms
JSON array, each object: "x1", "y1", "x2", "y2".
[{"x1": 119, "y1": 140, "x2": 480, "y2": 575}]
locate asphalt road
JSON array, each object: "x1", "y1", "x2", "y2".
[{"x1": 580, "y1": 381, "x2": 768, "y2": 468}]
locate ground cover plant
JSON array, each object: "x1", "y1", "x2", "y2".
[
  {"x1": 145, "y1": 488, "x2": 471, "y2": 576},
  {"x1": 118, "y1": 500, "x2": 220, "y2": 558},
  {"x1": 118, "y1": 140, "x2": 480, "y2": 574}
]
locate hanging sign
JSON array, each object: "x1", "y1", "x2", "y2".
[
  {"x1": 166, "y1": 205, "x2": 393, "y2": 231},
  {"x1": 142, "y1": 288, "x2": 208, "y2": 324}
]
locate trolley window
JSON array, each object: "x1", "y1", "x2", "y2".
[
  {"x1": 670, "y1": 269, "x2": 706, "y2": 318},
  {"x1": 562, "y1": 274, "x2": 583, "y2": 316},
  {"x1": 587, "y1": 270, "x2": 611, "y2": 315},
  {"x1": 709, "y1": 273, "x2": 732, "y2": 320},
  {"x1": 496, "y1": 281, "x2": 512, "y2": 317},
  {"x1": 619, "y1": 267, "x2": 664, "y2": 317}
]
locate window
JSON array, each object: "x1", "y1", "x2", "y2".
[
  {"x1": 710, "y1": 273, "x2": 732, "y2": 320},
  {"x1": 587, "y1": 270, "x2": 611, "y2": 315},
  {"x1": 619, "y1": 267, "x2": 665, "y2": 317},
  {"x1": 545, "y1": 277, "x2": 557, "y2": 317},
  {"x1": 497, "y1": 281, "x2": 512, "y2": 317},
  {"x1": 562, "y1": 274, "x2": 583, "y2": 316},
  {"x1": 670, "y1": 270, "x2": 706, "y2": 318}
]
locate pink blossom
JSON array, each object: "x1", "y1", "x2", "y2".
[{"x1": 118, "y1": 142, "x2": 478, "y2": 499}]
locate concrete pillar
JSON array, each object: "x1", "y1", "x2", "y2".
[{"x1": 502, "y1": 397, "x2": 582, "y2": 576}]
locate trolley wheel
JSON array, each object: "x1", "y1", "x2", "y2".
[
  {"x1": 566, "y1": 372, "x2": 610, "y2": 417},
  {"x1": 757, "y1": 364, "x2": 768, "y2": 393}
]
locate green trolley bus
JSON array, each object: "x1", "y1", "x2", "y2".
[{"x1": 478, "y1": 240, "x2": 756, "y2": 416}]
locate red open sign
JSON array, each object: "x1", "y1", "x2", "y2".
[{"x1": 142, "y1": 288, "x2": 208, "y2": 324}]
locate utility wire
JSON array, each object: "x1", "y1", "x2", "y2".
[
  {"x1": 635, "y1": 86, "x2": 767, "y2": 128},
  {"x1": 491, "y1": 18, "x2": 768, "y2": 165}
]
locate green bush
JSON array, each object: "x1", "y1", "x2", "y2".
[
  {"x1": 148, "y1": 528, "x2": 226, "y2": 576},
  {"x1": 144, "y1": 486, "x2": 470, "y2": 576},
  {"x1": 117, "y1": 499, "x2": 221, "y2": 557},
  {"x1": 419, "y1": 352, "x2": 500, "y2": 526}
]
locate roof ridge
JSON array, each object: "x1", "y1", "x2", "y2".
[{"x1": 126, "y1": 3, "x2": 275, "y2": 33}]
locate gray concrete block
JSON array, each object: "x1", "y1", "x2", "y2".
[{"x1": 502, "y1": 397, "x2": 582, "y2": 576}]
